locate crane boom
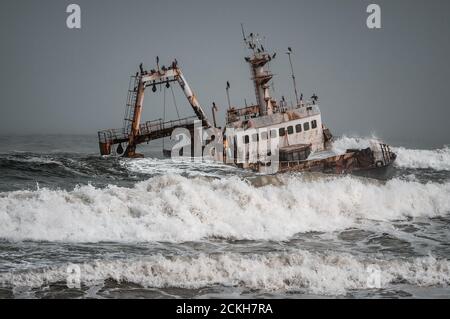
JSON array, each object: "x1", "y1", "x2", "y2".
[
  {"x1": 97, "y1": 60, "x2": 212, "y2": 158},
  {"x1": 140, "y1": 66, "x2": 211, "y2": 128},
  {"x1": 121, "y1": 61, "x2": 211, "y2": 157}
]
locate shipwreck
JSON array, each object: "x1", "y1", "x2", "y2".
[{"x1": 98, "y1": 27, "x2": 396, "y2": 174}]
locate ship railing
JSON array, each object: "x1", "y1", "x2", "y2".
[
  {"x1": 293, "y1": 100, "x2": 319, "y2": 110},
  {"x1": 376, "y1": 143, "x2": 396, "y2": 166},
  {"x1": 98, "y1": 128, "x2": 128, "y2": 144},
  {"x1": 276, "y1": 101, "x2": 320, "y2": 116},
  {"x1": 139, "y1": 116, "x2": 198, "y2": 135}
]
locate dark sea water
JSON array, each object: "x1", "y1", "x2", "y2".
[{"x1": 0, "y1": 134, "x2": 449, "y2": 299}]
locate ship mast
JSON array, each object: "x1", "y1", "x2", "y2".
[
  {"x1": 241, "y1": 25, "x2": 276, "y2": 116},
  {"x1": 286, "y1": 48, "x2": 300, "y2": 106}
]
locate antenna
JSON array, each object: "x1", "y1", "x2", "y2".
[
  {"x1": 241, "y1": 23, "x2": 246, "y2": 42},
  {"x1": 212, "y1": 102, "x2": 218, "y2": 128},
  {"x1": 226, "y1": 81, "x2": 231, "y2": 109},
  {"x1": 241, "y1": 24, "x2": 258, "y2": 53},
  {"x1": 286, "y1": 48, "x2": 299, "y2": 106}
]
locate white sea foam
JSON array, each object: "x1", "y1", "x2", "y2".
[
  {"x1": 393, "y1": 146, "x2": 450, "y2": 171},
  {"x1": 331, "y1": 135, "x2": 377, "y2": 154},
  {"x1": 124, "y1": 136, "x2": 450, "y2": 176},
  {"x1": 5, "y1": 155, "x2": 63, "y2": 166},
  {"x1": 1, "y1": 250, "x2": 449, "y2": 295},
  {"x1": 122, "y1": 157, "x2": 241, "y2": 178},
  {"x1": 0, "y1": 174, "x2": 449, "y2": 242},
  {"x1": 332, "y1": 136, "x2": 450, "y2": 171}
]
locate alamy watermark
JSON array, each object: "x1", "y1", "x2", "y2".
[
  {"x1": 367, "y1": 4, "x2": 382, "y2": 29},
  {"x1": 66, "y1": 4, "x2": 81, "y2": 29},
  {"x1": 66, "y1": 4, "x2": 381, "y2": 30},
  {"x1": 168, "y1": 120, "x2": 280, "y2": 174},
  {"x1": 66, "y1": 264, "x2": 81, "y2": 289},
  {"x1": 366, "y1": 265, "x2": 382, "y2": 289}
]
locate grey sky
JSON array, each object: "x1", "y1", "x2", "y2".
[{"x1": 0, "y1": 0, "x2": 449, "y2": 147}]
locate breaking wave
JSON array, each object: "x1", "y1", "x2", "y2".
[
  {"x1": 394, "y1": 147, "x2": 450, "y2": 171},
  {"x1": 122, "y1": 157, "x2": 242, "y2": 178},
  {"x1": 1, "y1": 250, "x2": 449, "y2": 296},
  {"x1": 332, "y1": 135, "x2": 375, "y2": 154},
  {"x1": 332, "y1": 136, "x2": 450, "y2": 171},
  {"x1": 0, "y1": 174, "x2": 449, "y2": 242}
]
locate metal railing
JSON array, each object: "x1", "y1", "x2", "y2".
[
  {"x1": 98, "y1": 128, "x2": 128, "y2": 144},
  {"x1": 140, "y1": 116, "x2": 198, "y2": 135},
  {"x1": 99, "y1": 116, "x2": 198, "y2": 145}
]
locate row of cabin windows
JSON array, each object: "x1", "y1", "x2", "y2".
[
  {"x1": 280, "y1": 119, "x2": 318, "y2": 137},
  {"x1": 281, "y1": 149, "x2": 310, "y2": 162},
  {"x1": 243, "y1": 120, "x2": 318, "y2": 144}
]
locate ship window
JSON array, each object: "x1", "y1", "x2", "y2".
[
  {"x1": 244, "y1": 135, "x2": 250, "y2": 144},
  {"x1": 295, "y1": 124, "x2": 302, "y2": 133},
  {"x1": 300, "y1": 151, "x2": 307, "y2": 160},
  {"x1": 279, "y1": 127, "x2": 286, "y2": 137},
  {"x1": 252, "y1": 134, "x2": 258, "y2": 142},
  {"x1": 312, "y1": 120, "x2": 317, "y2": 129},
  {"x1": 304, "y1": 122, "x2": 310, "y2": 131},
  {"x1": 261, "y1": 132, "x2": 268, "y2": 140},
  {"x1": 287, "y1": 126, "x2": 294, "y2": 135},
  {"x1": 270, "y1": 130, "x2": 278, "y2": 138}
]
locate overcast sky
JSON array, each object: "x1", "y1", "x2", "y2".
[{"x1": 0, "y1": 0, "x2": 449, "y2": 147}]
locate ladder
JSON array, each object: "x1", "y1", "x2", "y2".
[{"x1": 123, "y1": 75, "x2": 140, "y2": 136}]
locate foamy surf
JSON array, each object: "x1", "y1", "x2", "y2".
[
  {"x1": 121, "y1": 136, "x2": 450, "y2": 177},
  {"x1": 332, "y1": 136, "x2": 450, "y2": 171},
  {"x1": 1, "y1": 250, "x2": 449, "y2": 296},
  {"x1": 122, "y1": 157, "x2": 242, "y2": 178},
  {"x1": 0, "y1": 174, "x2": 449, "y2": 242},
  {"x1": 393, "y1": 147, "x2": 450, "y2": 171}
]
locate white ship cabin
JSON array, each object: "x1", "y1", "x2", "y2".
[
  {"x1": 224, "y1": 30, "x2": 331, "y2": 166},
  {"x1": 226, "y1": 100, "x2": 327, "y2": 165}
]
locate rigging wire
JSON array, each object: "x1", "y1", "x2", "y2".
[
  {"x1": 162, "y1": 86, "x2": 166, "y2": 150},
  {"x1": 163, "y1": 86, "x2": 166, "y2": 122},
  {"x1": 170, "y1": 85, "x2": 181, "y2": 120}
]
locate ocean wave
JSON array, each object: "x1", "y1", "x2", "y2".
[
  {"x1": 332, "y1": 135, "x2": 376, "y2": 154},
  {"x1": 1, "y1": 250, "x2": 448, "y2": 295},
  {"x1": 0, "y1": 153, "x2": 130, "y2": 180},
  {"x1": 122, "y1": 157, "x2": 242, "y2": 178},
  {"x1": 0, "y1": 174, "x2": 449, "y2": 242},
  {"x1": 332, "y1": 136, "x2": 450, "y2": 171},
  {"x1": 394, "y1": 147, "x2": 450, "y2": 171}
]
